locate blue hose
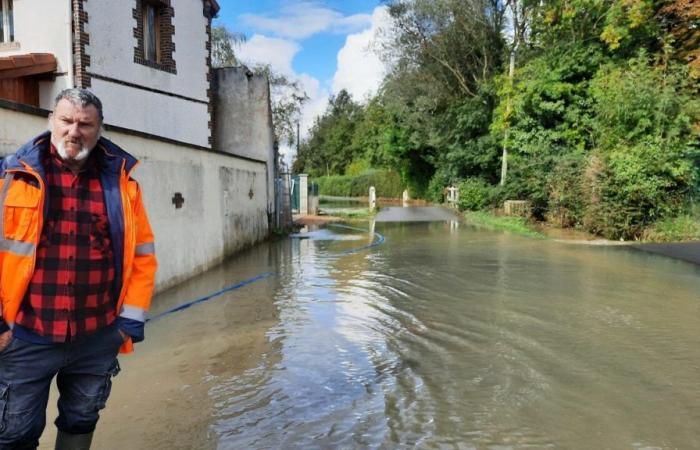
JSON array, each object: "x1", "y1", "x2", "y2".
[
  {"x1": 147, "y1": 272, "x2": 275, "y2": 322},
  {"x1": 325, "y1": 223, "x2": 385, "y2": 255}
]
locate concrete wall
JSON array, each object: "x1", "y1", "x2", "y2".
[
  {"x1": 213, "y1": 67, "x2": 276, "y2": 222},
  {"x1": 85, "y1": 0, "x2": 211, "y2": 148},
  {"x1": 0, "y1": 0, "x2": 73, "y2": 108},
  {"x1": 0, "y1": 106, "x2": 270, "y2": 293},
  {"x1": 213, "y1": 68, "x2": 274, "y2": 162}
]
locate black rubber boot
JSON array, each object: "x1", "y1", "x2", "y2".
[{"x1": 54, "y1": 431, "x2": 94, "y2": 450}]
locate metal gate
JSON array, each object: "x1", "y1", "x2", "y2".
[{"x1": 291, "y1": 175, "x2": 300, "y2": 212}]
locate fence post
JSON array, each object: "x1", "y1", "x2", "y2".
[
  {"x1": 447, "y1": 186, "x2": 459, "y2": 208},
  {"x1": 369, "y1": 186, "x2": 377, "y2": 212}
]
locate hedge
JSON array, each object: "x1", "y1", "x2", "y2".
[{"x1": 313, "y1": 169, "x2": 404, "y2": 198}]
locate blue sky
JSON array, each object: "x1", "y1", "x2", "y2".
[
  {"x1": 214, "y1": 1, "x2": 382, "y2": 82},
  {"x1": 212, "y1": 1, "x2": 391, "y2": 152}
]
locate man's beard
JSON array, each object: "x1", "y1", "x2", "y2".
[{"x1": 56, "y1": 140, "x2": 91, "y2": 162}]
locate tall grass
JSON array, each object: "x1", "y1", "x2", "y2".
[{"x1": 463, "y1": 211, "x2": 546, "y2": 239}]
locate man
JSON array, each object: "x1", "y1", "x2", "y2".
[{"x1": 0, "y1": 88, "x2": 157, "y2": 449}]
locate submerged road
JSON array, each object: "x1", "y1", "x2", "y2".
[
  {"x1": 375, "y1": 206, "x2": 459, "y2": 222},
  {"x1": 635, "y1": 241, "x2": 700, "y2": 266}
]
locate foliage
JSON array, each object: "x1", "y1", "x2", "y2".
[
  {"x1": 659, "y1": 0, "x2": 700, "y2": 78},
  {"x1": 252, "y1": 65, "x2": 308, "y2": 148},
  {"x1": 426, "y1": 169, "x2": 450, "y2": 203},
  {"x1": 345, "y1": 159, "x2": 372, "y2": 176},
  {"x1": 295, "y1": 0, "x2": 699, "y2": 240},
  {"x1": 384, "y1": 0, "x2": 506, "y2": 97},
  {"x1": 211, "y1": 25, "x2": 245, "y2": 68},
  {"x1": 584, "y1": 55, "x2": 700, "y2": 238},
  {"x1": 457, "y1": 178, "x2": 500, "y2": 211},
  {"x1": 441, "y1": 90, "x2": 501, "y2": 183},
  {"x1": 546, "y1": 153, "x2": 586, "y2": 227},
  {"x1": 314, "y1": 170, "x2": 405, "y2": 198},
  {"x1": 642, "y1": 213, "x2": 700, "y2": 242},
  {"x1": 293, "y1": 90, "x2": 363, "y2": 176},
  {"x1": 583, "y1": 141, "x2": 696, "y2": 239}
]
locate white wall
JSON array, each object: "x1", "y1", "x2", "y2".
[
  {"x1": 0, "y1": 105, "x2": 47, "y2": 155},
  {"x1": 0, "y1": 107, "x2": 271, "y2": 293},
  {"x1": 91, "y1": 78, "x2": 210, "y2": 148},
  {"x1": 107, "y1": 130, "x2": 270, "y2": 291},
  {"x1": 85, "y1": 0, "x2": 211, "y2": 147},
  {"x1": 0, "y1": 0, "x2": 73, "y2": 108}
]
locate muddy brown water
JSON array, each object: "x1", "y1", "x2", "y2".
[{"x1": 39, "y1": 214, "x2": 700, "y2": 449}]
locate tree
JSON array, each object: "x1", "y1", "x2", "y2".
[
  {"x1": 251, "y1": 65, "x2": 308, "y2": 148},
  {"x1": 499, "y1": 0, "x2": 538, "y2": 185},
  {"x1": 211, "y1": 25, "x2": 245, "y2": 68},
  {"x1": 293, "y1": 90, "x2": 363, "y2": 176},
  {"x1": 659, "y1": 0, "x2": 700, "y2": 78},
  {"x1": 383, "y1": 0, "x2": 506, "y2": 98}
]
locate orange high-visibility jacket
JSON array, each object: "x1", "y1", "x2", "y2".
[{"x1": 0, "y1": 132, "x2": 157, "y2": 353}]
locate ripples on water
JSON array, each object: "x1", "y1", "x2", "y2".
[{"x1": 208, "y1": 222, "x2": 700, "y2": 449}]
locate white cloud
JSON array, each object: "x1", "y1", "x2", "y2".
[
  {"x1": 241, "y1": 2, "x2": 371, "y2": 40},
  {"x1": 296, "y1": 74, "x2": 329, "y2": 135},
  {"x1": 235, "y1": 34, "x2": 301, "y2": 75},
  {"x1": 331, "y1": 6, "x2": 391, "y2": 101}
]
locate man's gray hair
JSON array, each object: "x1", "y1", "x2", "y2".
[{"x1": 54, "y1": 88, "x2": 104, "y2": 123}]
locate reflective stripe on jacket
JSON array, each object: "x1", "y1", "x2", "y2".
[{"x1": 0, "y1": 131, "x2": 157, "y2": 353}]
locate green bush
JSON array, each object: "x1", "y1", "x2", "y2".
[
  {"x1": 546, "y1": 153, "x2": 586, "y2": 227},
  {"x1": 584, "y1": 141, "x2": 695, "y2": 239},
  {"x1": 427, "y1": 170, "x2": 451, "y2": 204},
  {"x1": 583, "y1": 55, "x2": 700, "y2": 239},
  {"x1": 345, "y1": 159, "x2": 371, "y2": 176},
  {"x1": 313, "y1": 169, "x2": 404, "y2": 198},
  {"x1": 642, "y1": 214, "x2": 700, "y2": 242},
  {"x1": 457, "y1": 178, "x2": 498, "y2": 211}
]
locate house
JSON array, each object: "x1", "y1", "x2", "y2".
[{"x1": 0, "y1": 0, "x2": 282, "y2": 291}]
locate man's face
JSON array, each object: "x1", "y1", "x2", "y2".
[{"x1": 50, "y1": 99, "x2": 101, "y2": 162}]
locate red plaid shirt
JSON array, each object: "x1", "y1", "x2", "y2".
[{"x1": 15, "y1": 145, "x2": 116, "y2": 342}]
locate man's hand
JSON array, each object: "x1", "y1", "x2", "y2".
[{"x1": 0, "y1": 330, "x2": 12, "y2": 352}]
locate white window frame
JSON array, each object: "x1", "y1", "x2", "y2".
[{"x1": 0, "y1": 0, "x2": 14, "y2": 43}]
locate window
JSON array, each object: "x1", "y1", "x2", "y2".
[
  {"x1": 143, "y1": 2, "x2": 159, "y2": 62},
  {"x1": 0, "y1": 0, "x2": 14, "y2": 43},
  {"x1": 133, "y1": 0, "x2": 176, "y2": 73}
]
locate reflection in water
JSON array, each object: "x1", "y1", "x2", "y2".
[
  {"x1": 212, "y1": 222, "x2": 700, "y2": 448},
  {"x1": 47, "y1": 221, "x2": 700, "y2": 449}
]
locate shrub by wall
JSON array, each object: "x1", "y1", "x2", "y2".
[{"x1": 314, "y1": 169, "x2": 404, "y2": 198}]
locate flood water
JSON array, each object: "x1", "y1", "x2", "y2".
[{"x1": 40, "y1": 212, "x2": 700, "y2": 449}]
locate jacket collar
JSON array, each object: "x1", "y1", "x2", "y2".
[
  {"x1": 97, "y1": 135, "x2": 139, "y2": 176},
  {"x1": 4, "y1": 131, "x2": 139, "y2": 178}
]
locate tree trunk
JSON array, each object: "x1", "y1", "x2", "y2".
[{"x1": 500, "y1": 47, "x2": 516, "y2": 186}]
